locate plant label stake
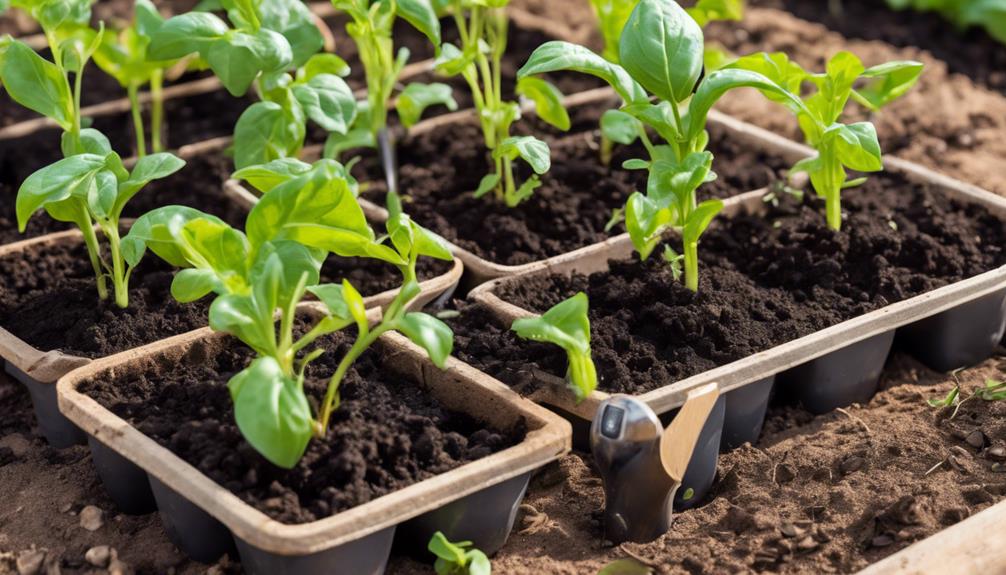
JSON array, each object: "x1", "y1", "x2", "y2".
[
  {"x1": 590, "y1": 383, "x2": 720, "y2": 543},
  {"x1": 378, "y1": 127, "x2": 399, "y2": 196}
]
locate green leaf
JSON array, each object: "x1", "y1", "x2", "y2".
[
  {"x1": 171, "y1": 268, "x2": 219, "y2": 302},
  {"x1": 233, "y1": 101, "x2": 305, "y2": 169},
  {"x1": 121, "y1": 206, "x2": 243, "y2": 271},
  {"x1": 598, "y1": 558, "x2": 653, "y2": 575},
  {"x1": 589, "y1": 0, "x2": 636, "y2": 63},
  {"x1": 87, "y1": 170, "x2": 117, "y2": 219},
  {"x1": 473, "y1": 173, "x2": 501, "y2": 198},
  {"x1": 306, "y1": 283, "x2": 356, "y2": 323},
  {"x1": 511, "y1": 292, "x2": 597, "y2": 402},
  {"x1": 207, "y1": 29, "x2": 293, "y2": 96},
  {"x1": 625, "y1": 192, "x2": 672, "y2": 260},
  {"x1": 428, "y1": 531, "x2": 469, "y2": 566},
  {"x1": 16, "y1": 154, "x2": 106, "y2": 231},
  {"x1": 396, "y1": 82, "x2": 458, "y2": 128},
  {"x1": 292, "y1": 73, "x2": 357, "y2": 134},
  {"x1": 619, "y1": 0, "x2": 703, "y2": 103},
  {"x1": 300, "y1": 53, "x2": 351, "y2": 80},
  {"x1": 432, "y1": 42, "x2": 472, "y2": 76},
  {"x1": 516, "y1": 77, "x2": 569, "y2": 131},
  {"x1": 0, "y1": 39, "x2": 74, "y2": 130},
  {"x1": 397, "y1": 312, "x2": 453, "y2": 368},
  {"x1": 600, "y1": 108, "x2": 641, "y2": 145},
  {"x1": 517, "y1": 40, "x2": 647, "y2": 104},
  {"x1": 854, "y1": 60, "x2": 923, "y2": 111},
  {"x1": 495, "y1": 136, "x2": 550, "y2": 175},
  {"x1": 232, "y1": 157, "x2": 313, "y2": 193},
  {"x1": 396, "y1": 0, "x2": 441, "y2": 47},
  {"x1": 147, "y1": 12, "x2": 229, "y2": 60},
  {"x1": 115, "y1": 153, "x2": 186, "y2": 214},
  {"x1": 255, "y1": 0, "x2": 324, "y2": 68},
  {"x1": 228, "y1": 356, "x2": 313, "y2": 469},
  {"x1": 682, "y1": 198, "x2": 724, "y2": 246},
  {"x1": 648, "y1": 151, "x2": 713, "y2": 207},
  {"x1": 69, "y1": 128, "x2": 113, "y2": 156},
  {"x1": 828, "y1": 122, "x2": 882, "y2": 172},
  {"x1": 686, "y1": 0, "x2": 744, "y2": 27}
]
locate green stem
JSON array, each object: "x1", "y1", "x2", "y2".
[
  {"x1": 105, "y1": 224, "x2": 129, "y2": 308},
  {"x1": 316, "y1": 325, "x2": 388, "y2": 433},
  {"x1": 684, "y1": 239, "x2": 699, "y2": 292},
  {"x1": 826, "y1": 190, "x2": 842, "y2": 231},
  {"x1": 600, "y1": 132, "x2": 614, "y2": 166},
  {"x1": 80, "y1": 218, "x2": 109, "y2": 301},
  {"x1": 127, "y1": 82, "x2": 147, "y2": 158},
  {"x1": 503, "y1": 155, "x2": 516, "y2": 206},
  {"x1": 151, "y1": 70, "x2": 164, "y2": 153}
]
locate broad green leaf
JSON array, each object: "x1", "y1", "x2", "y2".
[
  {"x1": 307, "y1": 283, "x2": 355, "y2": 322},
  {"x1": 207, "y1": 29, "x2": 293, "y2": 96},
  {"x1": 397, "y1": 312, "x2": 453, "y2": 368},
  {"x1": 517, "y1": 40, "x2": 647, "y2": 104},
  {"x1": 727, "y1": 52, "x2": 807, "y2": 100},
  {"x1": 233, "y1": 101, "x2": 305, "y2": 169},
  {"x1": 473, "y1": 173, "x2": 501, "y2": 198},
  {"x1": 432, "y1": 42, "x2": 472, "y2": 76},
  {"x1": 0, "y1": 39, "x2": 73, "y2": 130},
  {"x1": 121, "y1": 206, "x2": 238, "y2": 268},
  {"x1": 171, "y1": 268, "x2": 219, "y2": 302},
  {"x1": 428, "y1": 531, "x2": 468, "y2": 566},
  {"x1": 232, "y1": 157, "x2": 313, "y2": 193},
  {"x1": 516, "y1": 76, "x2": 569, "y2": 131},
  {"x1": 682, "y1": 198, "x2": 723, "y2": 246},
  {"x1": 115, "y1": 153, "x2": 186, "y2": 215},
  {"x1": 829, "y1": 122, "x2": 883, "y2": 172},
  {"x1": 649, "y1": 151, "x2": 713, "y2": 207},
  {"x1": 342, "y1": 279, "x2": 367, "y2": 330},
  {"x1": 600, "y1": 109, "x2": 641, "y2": 145},
  {"x1": 300, "y1": 53, "x2": 351, "y2": 80},
  {"x1": 255, "y1": 0, "x2": 324, "y2": 68},
  {"x1": 387, "y1": 211, "x2": 454, "y2": 261},
  {"x1": 686, "y1": 0, "x2": 744, "y2": 27},
  {"x1": 252, "y1": 240, "x2": 326, "y2": 305},
  {"x1": 16, "y1": 154, "x2": 105, "y2": 231},
  {"x1": 87, "y1": 169, "x2": 117, "y2": 219},
  {"x1": 854, "y1": 60, "x2": 923, "y2": 110},
  {"x1": 598, "y1": 558, "x2": 654, "y2": 575},
  {"x1": 292, "y1": 73, "x2": 357, "y2": 133},
  {"x1": 228, "y1": 356, "x2": 313, "y2": 469},
  {"x1": 396, "y1": 0, "x2": 441, "y2": 47},
  {"x1": 148, "y1": 12, "x2": 229, "y2": 60},
  {"x1": 323, "y1": 127, "x2": 376, "y2": 160},
  {"x1": 619, "y1": 0, "x2": 703, "y2": 103},
  {"x1": 396, "y1": 82, "x2": 458, "y2": 128},
  {"x1": 625, "y1": 191, "x2": 672, "y2": 260},
  {"x1": 71, "y1": 128, "x2": 113, "y2": 156},
  {"x1": 495, "y1": 136, "x2": 550, "y2": 175}
]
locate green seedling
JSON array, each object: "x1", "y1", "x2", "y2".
[
  {"x1": 428, "y1": 531, "x2": 491, "y2": 575},
  {"x1": 92, "y1": 0, "x2": 178, "y2": 156},
  {"x1": 728, "y1": 51, "x2": 922, "y2": 230},
  {"x1": 323, "y1": 0, "x2": 457, "y2": 158},
  {"x1": 927, "y1": 375, "x2": 1006, "y2": 421},
  {"x1": 519, "y1": 0, "x2": 803, "y2": 291},
  {"x1": 886, "y1": 0, "x2": 1006, "y2": 44},
  {"x1": 597, "y1": 558, "x2": 653, "y2": 575},
  {"x1": 123, "y1": 159, "x2": 454, "y2": 468},
  {"x1": 433, "y1": 0, "x2": 562, "y2": 206},
  {"x1": 511, "y1": 292, "x2": 598, "y2": 402}
]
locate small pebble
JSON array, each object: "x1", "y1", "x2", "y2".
[
  {"x1": 966, "y1": 430, "x2": 986, "y2": 449},
  {"x1": 85, "y1": 546, "x2": 112, "y2": 568},
  {"x1": 872, "y1": 534, "x2": 894, "y2": 547},
  {"x1": 780, "y1": 523, "x2": 804, "y2": 538},
  {"x1": 79, "y1": 505, "x2": 104, "y2": 531},
  {"x1": 840, "y1": 456, "x2": 865, "y2": 474},
  {"x1": 986, "y1": 446, "x2": 1006, "y2": 460},
  {"x1": 796, "y1": 535, "x2": 818, "y2": 552},
  {"x1": 15, "y1": 549, "x2": 45, "y2": 575}
]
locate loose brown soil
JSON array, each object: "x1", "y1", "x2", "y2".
[
  {"x1": 320, "y1": 255, "x2": 454, "y2": 296},
  {"x1": 0, "y1": 238, "x2": 210, "y2": 358},
  {"x1": 362, "y1": 118, "x2": 789, "y2": 266},
  {"x1": 491, "y1": 175, "x2": 1006, "y2": 394},
  {"x1": 80, "y1": 330, "x2": 525, "y2": 524}
]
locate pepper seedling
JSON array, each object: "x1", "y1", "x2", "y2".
[
  {"x1": 122, "y1": 159, "x2": 455, "y2": 468},
  {"x1": 518, "y1": 0, "x2": 803, "y2": 291},
  {"x1": 433, "y1": 0, "x2": 563, "y2": 206},
  {"x1": 428, "y1": 531, "x2": 491, "y2": 575},
  {"x1": 91, "y1": 0, "x2": 180, "y2": 157},
  {"x1": 728, "y1": 50, "x2": 922, "y2": 230},
  {"x1": 147, "y1": 0, "x2": 356, "y2": 168},
  {"x1": 511, "y1": 292, "x2": 598, "y2": 402},
  {"x1": 885, "y1": 0, "x2": 1006, "y2": 44},
  {"x1": 323, "y1": 0, "x2": 457, "y2": 160}
]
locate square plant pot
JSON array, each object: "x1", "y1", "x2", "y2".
[{"x1": 56, "y1": 306, "x2": 572, "y2": 573}]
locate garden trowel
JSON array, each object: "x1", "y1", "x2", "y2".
[{"x1": 591, "y1": 383, "x2": 720, "y2": 543}]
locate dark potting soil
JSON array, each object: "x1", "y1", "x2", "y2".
[
  {"x1": 750, "y1": 0, "x2": 1006, "y2": 95},
  {"x1": 361, "y1": 118, "x2": 789, "y2": 266},
  {"x1": 490, "y1": 174, "x2": 1006, "y2": 395},
  {"x1": 81, "y1": 330, "x2": 526, "y2": 524},
  {"x1": 0, "y1": 239, "x2": 210, "y2": 358},
  {"x1": 320, "y1": 254, "x2": 454, "y2": 296}
]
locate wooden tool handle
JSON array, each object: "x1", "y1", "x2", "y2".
[{"x1": 659, "y1": 383, "x2": 720, "y2": 482}]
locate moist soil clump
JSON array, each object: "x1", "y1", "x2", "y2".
[
  {"x1": 490, "y1": 174, "x2": 1006, "y2": 394},
  {"x1": 363, "y1": 121, "x2": 788, "y2": 266},
  {"x1": 0, "y1": 239, "x2": 210, "y2": 358},
  {"x1": 81, "y1": 331, "x2": 525, "y2": 524}
]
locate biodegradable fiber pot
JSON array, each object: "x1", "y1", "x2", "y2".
[{"x1": 56, "y1": 308, "x2": 572, "y2": 574}]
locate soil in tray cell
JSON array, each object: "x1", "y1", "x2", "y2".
[
  {"x1": 361, "y1": 120, "x2": 789, "y2": 267},
  {"x1": 81, "y1": 330, "x2": 526, "y2": 524},
  {"x1": 320, "y1": 254, "x2": 454, "y2": 296},
  {"x1": 0, "y1": 239, "x2": 210, "y2": 358},
  {"x1": 487, "y1": 174, "x2": 1006, "y2": 395}
]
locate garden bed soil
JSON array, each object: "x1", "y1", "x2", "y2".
[
  {"x1": 320, "y1": 254, "x2": 454, "y2": 296},
  {"x1": 360, "y1": 119, "x2": 790, "y2": 266},
  {"x1": 701, "y1": 6, "x2": 1006, "y2": 196},
  {"x1": 79, "y1": 330, "x2": 525, "y2": 525},
  {"x1": 486, "y1": 175, "x2": 1006, "y2": 394},
  {"x1": 0, "y1": 239, "x2": 211, "y2": 358},
  {"x1": 749, "y1": 0, "x2": 1006, "y2": 96}
]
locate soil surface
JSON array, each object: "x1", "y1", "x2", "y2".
[
  {"x1": 492, "y1": 175, "x2": 1006, "y2": 394},
  {"x1": 320, "y1": 254, "x2": 454, "y2": 297},
  {"x1": 81, "y1": 329, "x2": 525, "y2": 524},
  {"x1": 0, "y1": 238, "x2": 210, "y2": 358},
  {"x1": 361, "y1": 116, "x2": 789, "y2": 266}
]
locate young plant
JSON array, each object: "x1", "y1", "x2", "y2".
[
  {"x1": 511, "y1": 292, "x2": 597, "y2": 402},
  {"x1": 518, "y1": 0, "x2": 802, "y2": 291},
  {"x1": 122, "y1": 159, "x2": 455, "y2": 468},
  {"x1": 428, "y1": 531, "x2": 491, "y2": 575},
  {"x1": 433, "y1": 0, "x2": 564, "y2": 206},
  {"x1": 886, "y1": 0, "x2": 1006, "y2": 44},
  {"x1": 728, "y1": 51, "x2": 922, "y2": 230},
  {"x1": 323, "y1": 0, "x2": 457, "y2": 158},
  {"x1": 147, "y1": 0, "x2": 353, "y2": 168},
  {"x1": 92, "y1": 0, "x2": 179, "y2": 156}
]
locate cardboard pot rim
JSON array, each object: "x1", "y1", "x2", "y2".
[
  {"x1": 55, "y1": 304, "x2": 571, "y2": 555},
  {"x1": 469, "y1": 181, "x2": 1006, "y2": 420}
]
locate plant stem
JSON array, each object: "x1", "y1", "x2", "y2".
[
  {"x1": 80, "y1": 218, "x2": 109, "y2": 301},
  {"x1": 150, "y1": 70, "x2": 164, "y2": 153},
  {"x1": 316, "y1": 324, "x2": 388, "y2": 433},
  {"x1": 127, "y1": 82, "x2": 147, "y2": 158},
  {"x1": 684, "y1": 239, "x2": 699, "y2": 292},
  {"x1": 600, "y1": 132, "x2": 614, "y2": 166},
  {"x1": 105, "y1": 224, "x2": 129, "y2": 308},
  {"x1": 826, "y1": 191, "x2": 842, "y2": 231}
]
